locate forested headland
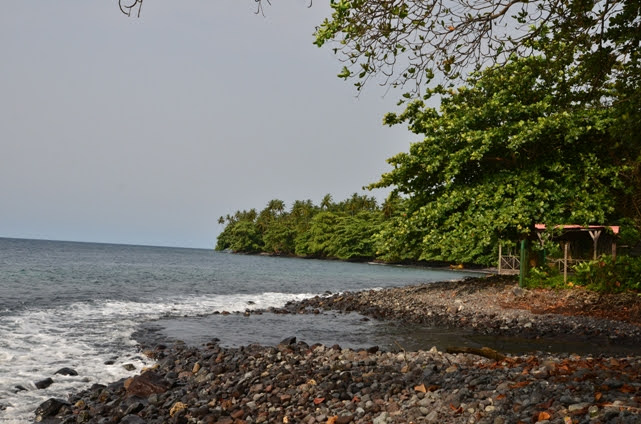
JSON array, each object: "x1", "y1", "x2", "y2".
[
  {"x1": 216, "y1": 0, "x2": 641, "y2": 286},
  {"x1": 215, "y1": 194, "x2": 397, "y2": 262}
]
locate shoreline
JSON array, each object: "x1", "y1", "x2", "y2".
[
  {"x1": 36, "y1": 276, "x2": 641, "y2": 423},
  {"x1": 282, "y1": 275, "x2": 641, "y2": 350}
]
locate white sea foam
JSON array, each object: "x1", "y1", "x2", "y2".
[{"x1": 0, "y1": 291, "x2": 312, "y2": 423}]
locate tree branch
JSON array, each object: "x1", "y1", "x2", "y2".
[{"x1": 119, "y1": 0, "x2": 143, "y2": 17}]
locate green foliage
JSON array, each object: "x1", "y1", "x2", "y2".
[
  {"x1": 295, "y1": 211, "x2": 342, "y2": 257},
  {"x1": 524, "y1": 266, "x2": 567, "y2": 290},
  {"x1": 618, "y1": 219, "x2": 641, "y2": 248},
  {"x1": 262, "y1": 222, "x2": 296, "y2": 255},
  {"x1": 216, "y1": 194, "x2": 385, "y2": 261},
  {"x1": 215, "y1": 209, "x2": 260, "y2": 252},
  {"x1": 525, "y1": 255, "x2": 641, "y2": 293},
  {"x1": 369, "y1": 54, "x2": 637, "y2": 265},
  {"x1": 332, "y1": 211, "x2": 384, "y2": 260},
  {"x1": 573, "y1": 255, "x2": 641, "y2": 293},
  {"x1": 226, "y1": 220, "x2": 264, "y2": 253},
  {"x1": 312, "y1": 0, "x2": 640, "y2": 106}
]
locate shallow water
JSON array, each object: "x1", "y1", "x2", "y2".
[{"x1": 139, "y1": 310, "x2": 641, "y2": 357}]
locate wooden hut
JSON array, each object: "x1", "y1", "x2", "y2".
[{"x1": 533, "y1": 224, "x2": 619, "y2": 282}]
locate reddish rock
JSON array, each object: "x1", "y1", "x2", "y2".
[
  {"x1": 178, "y1": 371, "x2": 193, "y2": 379},
  {"x1": 336, "y1": 416, "x2": 354, "y2": 424},
  {"x1": 125, "y1": 371, "x2": 169, "y2": 397},
  {"x1": 280, "y1": 394, "x2": 292, "y2": 403}
]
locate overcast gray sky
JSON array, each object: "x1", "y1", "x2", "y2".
[{"x1": 0, "y1": 1, "x2": 416, "y2": 249}]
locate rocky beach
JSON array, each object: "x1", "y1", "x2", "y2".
[{"x1": 35, "y1": 276, "x2": 641, "y2": 424}]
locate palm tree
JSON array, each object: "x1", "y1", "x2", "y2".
[
  {"x1": 320, "y1": 194, "x2": 333, "y2": 211},
  {"x1": 267, "y1": 199, "x2": 286, "y2": 216}
]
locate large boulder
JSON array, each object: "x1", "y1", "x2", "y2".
[
  {"x1": 34, "y1": 398, "x2": 70, "y2": 422},
  {"x1": 125, "y1": 371, "x2": 169, "y2": 397}
]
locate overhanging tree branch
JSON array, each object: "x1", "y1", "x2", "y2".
[{"x1": 120, "y1": 0, "x2": 143, "y2": 18}]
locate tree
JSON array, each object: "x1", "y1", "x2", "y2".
[
  {"x1": 295, "y1": 211, "x2": 342, "y2": 257},
  {"x1": 263, "y1": 221, "x2": 297, "y2": 254},
  {"x1": 337, "y1": 193, "x2": 378, "y2": 215},
  {"x1": 370, "y1": 54, "x2": 638, "y2": 265},
  {"x1": 332, "y1": 211, "x2": 383, "y2": 260},
  {"x1": 257, "y1": 199, "x2": 287, "y2": 232},
  {"x1": 320, "y1": 193, "x2": 334, "y2": 211},
  {"x1": 215, "y1": 209, "x2": 263, "y2": 252},
  {"x1": 312, "y1": 0, "x2": 639, "y2": 98}
]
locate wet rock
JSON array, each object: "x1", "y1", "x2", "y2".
[
  {"x1": 54, "y1": 367, "x2": 78, "y2": 376},
  {"x1": 34, "y1": 398, "x2": 70, "y2": 421},
  {"x1": 279, "y1": 336, "x2": 297, "y2": 346},
  {"x1": 35, "y1": 378, "x2": 54, "y2": 389}
]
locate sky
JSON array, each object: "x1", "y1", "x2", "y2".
[{"x1": 0, "y1": 1, "x2": 417, "y2": 249}]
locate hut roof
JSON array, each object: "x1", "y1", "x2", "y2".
[{"x1": 534, "y1": 224, "x2": 620, "y2": 235}]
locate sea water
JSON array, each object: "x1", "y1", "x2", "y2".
[{"x1": 0, "y1": 237, "x2": 474, "y2": 423}]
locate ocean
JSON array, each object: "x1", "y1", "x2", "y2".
[{"x1": 0, "y1": 237, "x2": 476, "y2": 423}]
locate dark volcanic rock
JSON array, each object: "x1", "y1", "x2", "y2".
[
  {"x1": 54, "y1": 367, "x2": 78, "y2": 376},
  {"x1": 120, "y1": 415, "x2": 146, "y2": 424},
  {"x1": 34, "y1": 398, "x2": 70, "y2": 421},
  {"x1": 14, "y1": 384, "x2": 27, "y2": 393},
  {"x1": 279, "y1": 336, "x2": 297, "y2": 346},
  {"x1": 35, "y1": 378, "x2": 54, "y2": 389}
]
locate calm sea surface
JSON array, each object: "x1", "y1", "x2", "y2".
[{"x1": 0, "y1": 237, "x2": 475, "y2": 423}]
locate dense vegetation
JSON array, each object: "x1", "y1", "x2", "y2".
[
  {"x1": 525, "y1": 255, "x2": 641, "y2": 293},
  {"x1": 212, "y1": 0, "x2": 641, "y2": 278},
  {"x1": 368, "y1": 53, "x2": 640, "y2": 265},
  {"x1": 215, "y1": 194, "x2": 392, "y2": 261}
]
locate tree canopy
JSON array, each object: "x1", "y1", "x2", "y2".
[
  {"x1": 311, "y1": 0, "x2": 640, "y2": 98},
  {"x1": 216, "y1": 194, "x2": 386, "y2": 261},
  {"x1": 369, "y1": 52, "x2": 639, "y2": 264}
]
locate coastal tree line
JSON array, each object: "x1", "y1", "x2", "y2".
[
  {"x1": 145, "y1": 0, "x2": 641, "y2": 274},
  {"x1": 215, "y1": 194, "x2": 398, "y2": 261},
  {"x1": 217, "y1": 49, "x2": 641, "y2": 266}
]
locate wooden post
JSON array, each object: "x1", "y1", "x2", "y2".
[
  {"x1": 536, "y1": 232, "x2": 545, "y2": 270},
  {"x1": 589, "y1": 230, "x2": 601, "y2": 260},
  {"x1": 519, "y1": 239, "x2": 527, "y2": 287},
  {"x1": 498, "y1": 242, "x2": 502, "y2": 275},
  {"x1": 612, "y1": 240, "x2": 617, "y2": 261},
  {"x1": 563, "y1": 241, "x2": 569, "y2": 283}
]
